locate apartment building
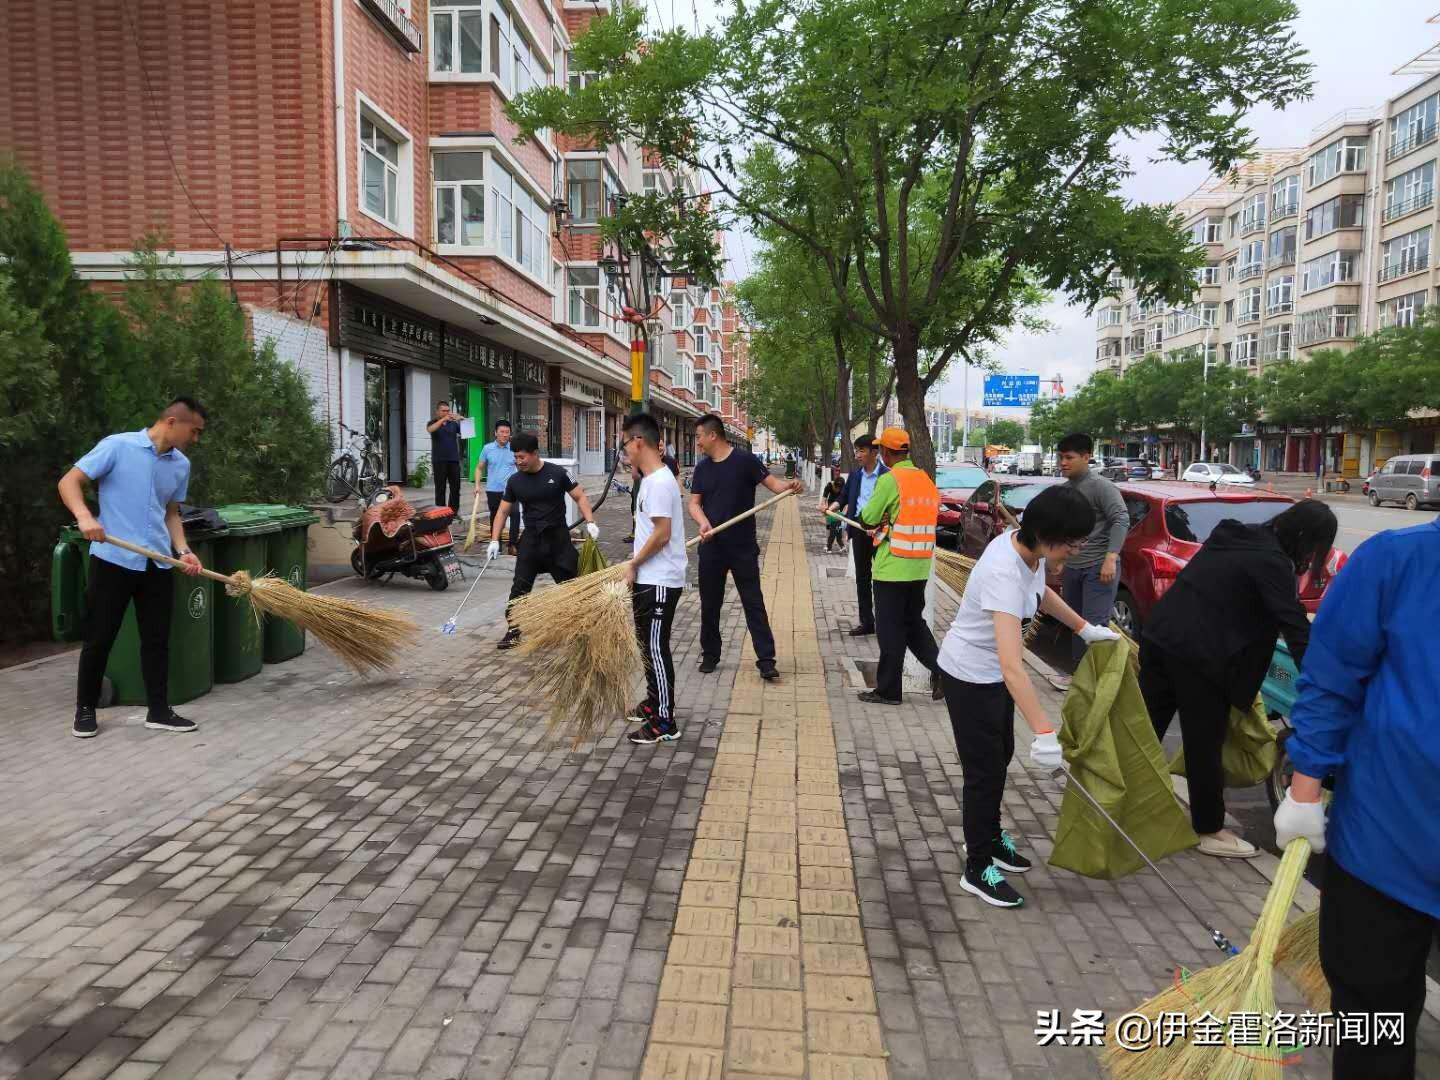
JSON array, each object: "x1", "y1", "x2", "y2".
[{"x1": 0, "y1": 0, "x2": 752, "y2": 482}]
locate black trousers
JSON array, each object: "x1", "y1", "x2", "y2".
[
  {"x1": 872, "y1": 578, "x2": 939, "y2": 700},
  {"x1": 1137, "y1": 638, "x2": 1228, "y2": 834},
  {"x1": 634, "y1": 584, "x2": 682, "y2": 723},
  {"x1": 943, "y1": 674, "x2": 1015, "y2": 877},
  {"x1": 434, "y1": 460, "x2": 461, "y2": 514},
  {"x1": 1321, "y1": 856, "x2": 1440, "y2": 1079},
  {"x1": 698, "y1": 548, "x2": 775, "y2": 667},
  {"x1": 77, "y1": 558, "x2": 173, "y2": 713},
  {"x1": 505, "y1": 526, "x2": 578, "y2": 625},
  {"x1": 848, "y1": 525, "x2": 876, "y2": 631},
  {"x1": 486, "y1": 491, "x2": 522, "y2": 544}
]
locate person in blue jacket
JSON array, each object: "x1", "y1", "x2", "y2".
[
  {"x1": 1275, "y1": 519, "x2": 1440, "y2": 1080},
  {"x1": 825, "y1": 434, "x2": 888, "y2": 635}
]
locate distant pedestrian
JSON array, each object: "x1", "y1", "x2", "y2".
[
  {"x1": 826, "y1": 434, "x2": 887, "y2": 635},
  {"x1": 426, "y1": 400, "x2": 465, "y2": 515},
  {"x1": 622, "y1": 413, "x2": 688, "y2": 745},
  {"x1": 821, "y1": 474, "x2": 847, "y2": 552},
  {"x1": 477, "y1": 420, "x2": 520, "y2": 555},
  {"x1": 856, "y1": 428, "x2": 943, "y2": 705},
  {"x1": 1055, "y1": 432, "x2": 1128, "y2": 675},
  {"x1": 60, "y1": 398, "x2": 209, "y2": 738},
  {"x1": 687, "y1": 413, "x2": 800, "y2": 680}
]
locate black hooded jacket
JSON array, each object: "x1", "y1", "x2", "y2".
[{"x1": 1141, "y1": 519, "x2": 1311, "y2": 708}]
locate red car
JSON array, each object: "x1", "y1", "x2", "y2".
[
  {"x1": 1111, "y1": 482, "x2": 1348, "y2": 635},
  {"x1": 954, "y1": 475, "x2": 1069, "y2": 560},
  {"x1": 936, "y1": 462, "x2": 991, "y2": 547}
]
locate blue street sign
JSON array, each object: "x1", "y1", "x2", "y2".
[{"x1": 982, "y1": 374, "x2": 1041, "y2": 407}]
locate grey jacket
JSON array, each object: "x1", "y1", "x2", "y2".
[{"x1": 1065, "y1": 468, "x2": 1129, "y2": 569}]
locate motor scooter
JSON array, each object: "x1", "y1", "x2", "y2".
[{"x1": 351, "y1": 486, "x2": 463, "y2": 590}]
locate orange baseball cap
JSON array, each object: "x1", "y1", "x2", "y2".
[{"x1": 876, "y1": 427, "x2": 910, "y2": 451}]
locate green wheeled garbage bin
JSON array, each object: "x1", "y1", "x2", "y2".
[
  {"x1": 262, "y1": 506, "x2": 321, "y2": 663},
  {"x1": 212, "y1": 506, "x2": 282, "y2": 683},
  {"x1": 109, "y1": 523, "x2": 226, "y2": 707},
  {"x1": 52, "y1": 527, "x2": 90, "y2": 643}
]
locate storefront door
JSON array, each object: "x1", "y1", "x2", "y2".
[{"x1": 579, "y1": 407, "x2": 605, "y2": 475}]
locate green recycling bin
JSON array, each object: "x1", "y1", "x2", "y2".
[
  {"x1": 212, "y1": 506, "x2": 282, "y2": 683},
  {"x1": 262, "y1": 506, "x2": 320, "y2": 663},
  {"x1": 52, "y1": 527, "x2": 90, "y2": 643}
]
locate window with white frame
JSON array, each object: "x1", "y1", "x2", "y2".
[
  {"x1": 566, "y1": 160, "x2": 609, "y2": 224},
  {"x1": 1228, "y1": 212, "x2": 1240, "y2": 238},
  {"x1": 1238, "y1": 286, "x2": 1262, "y2": 322},
  {"x1": 1381, "y1": 225, "x2": 1431, "y2": 280},
  {"x1": 360, "y1": 114, "x2": 402, "y2": 227},
  {"x1": 1296, "y1": 305, "x2": 1359, "y2": 346},
  {"x1": 1240, "y1": 193, "x2": 1266, "y2": 233},
  {"x1": 1148, "y1": 324, "x2": 1163, "y2": 349},
  {"x1": 1266, "y1": 274, "x2": 1294, "y2": 315},
  {"x1": 1235, "y1": 332, "x2": 1260, "y2": 364},
  {"x1": 568, "y1": 267, "x2": 602, "y2": 328},
  {"x1": 431, "y1": 2, "x2": 484, "y2": 73},
  {"x1": 491, "y1": 164, "x2": 514, "y2": 260},
  {"x1": 1225, "y1": 256, "x2": 1237, "y2": 281},
  {"x1": 1389, "y1": 94, "x2": 1439, "y2": 159},
  {"x1": 1382, "y1": 290, "x2": 1426, "y2": 328},
  {"x1": 1239, "y1": 239, "x2": 1264, "y2": 276},
  {"x1": 693, "y1": 369, "x2": 707, "y2": 398},
  {"x1": 1196, "y1": 264, "x2": 1220, "y2": 286},
  {"x1": 1271, "y1": 175, "x2": 1300, "y2": 216},
  {"x1": 1262, "y1": 322, "x2": 1292, "y2": 362},
  {"x1": 1308, "y1": 135, "x2": 1368, "y2": 186},
  {"x1": 433, "y1": 152, "x2": 485, "y2": 246},
  {"x1": 1305, "y1": 194, "x2": 1364, "y2": 241},
  {"x1": 1267, "y1": 225, "x2": 1296, "y2": 267},
  {"x1": 1200, "y1": 302, "x2": 1218, "y2": 327},
  {"x1": 1301, "y1": 250, "x2": 1357, "y2": 292},
  {"x1": 670, "y1": 290, "x2": 688, "y2": 330},
  {"x1": 693, "y1": 323, "x2": 707, "y2": 354},
  {"x1": 1385, "y1": 160, "x2": 1436, "y2": 219},
  {"x1": 513, "y1": 183, "x2": 548, "y2": 279},
  {"x1": 1097, "y1": 306, "x2": 1122, "y2": 327},
  {"x1": 489, "y1": 0, "x2": 541, "y2": 95}
]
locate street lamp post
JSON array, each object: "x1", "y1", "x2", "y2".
[
  {"x1": 1198, "y1": 325, "x2": 1212, "y2": 465},
  {"x1": 600, "y1": 245, "x2": 673, "y2": 416}
]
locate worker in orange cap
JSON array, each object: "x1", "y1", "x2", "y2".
[{"x1": 857, "y1": 428, "x2": 944, "y2": 704}]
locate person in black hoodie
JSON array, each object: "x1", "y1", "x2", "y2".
[{"x1": 1139, "y1": 499, "x2": 1336, "y2": 858}]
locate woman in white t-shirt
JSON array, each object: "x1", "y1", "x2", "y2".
[{"x1": 937, "y1": 484, "x2": 1120, "y2": 909}]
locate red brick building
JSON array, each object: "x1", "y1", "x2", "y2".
[{"x1": 0, "y1": 0, "x2": 756, "y2": 481}]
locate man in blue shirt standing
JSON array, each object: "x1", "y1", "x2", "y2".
[
  {"x1": 825, "y1": 434, "x2": 888, "y2": 635},
  {"x1": 1275, "y1": 519, "x2": 1440, "y2": 1078},
  {"x1": 58, "y1": 398, "x2": 208, "y2": 739},
  {"x1": 425, "y1": 400, "x2": 466, "y2": 515},
  {"x1": 476, "y1": 419, "x2": 519, "y2": 555}
]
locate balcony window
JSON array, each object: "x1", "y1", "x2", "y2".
[
  {"x1": 566, "y1": 160, "x2": 603, "y2": 224},
  {"x1": 1235, "y1": 332, "x2": 1260, "y2": 365},
  {"x1": 1308, "y1": 135, "x2": 1369, "y2": 187},
  {"x1": 1301, "y1": 250, "x2": 1357, "y2": 292},
  {"x1": 1267, "y1": 225, "x2": 1297, "y2": 268},
  {"x1": 670, "y1": 290, "x2": 688, "y2": 330},
  {"x1": 694, "y1": 324, "x2": 707, "y2": 354},
  {"x1": 1271, "y1": 175, "x2": 1300, "y2": 217},
  {"x1": 1240, "y1": 193, "x2": 1266, "y2": 235},
  {"x1": 568, "y1": 267, "x2": 602, "y2": 328},
  {"x1": 1380, "y1": 290, "x2": 1426, "y2": 329},
  {"x1": 1238, "y1": 239, "x2": 1264, "y2": 281},
  {"x1": 1388, "y1": 94, "x2": 1439, "y2": 162},
  {"x1": 1262, "y1": 322, "x2": 1292, "y2": 363},
  {"x1": 1191, "y1": 218, "x2": 1222, "y2": 244},
  {"x1": 1380, "y1": 225, "x2": 1431, "y2": 281},
  {"x1": 1228, "y1": 212, "x2": 1240, "y2": 238},
  {"x1": 1195, "y1": 264, "x2": 1220, "y2": 286},
  {"x1": 433, "y1": 152, "x2": 485, "y2": 246},
  {"x1": 1266, "y1": 275, "x2": 1294, "y2": 316},
  {"x1": 1224, "y1": 299, "x2": 1235, "y2": 323},
  {"x1": 1296, "y1": 305, "x2": 1359, "y2": 347},
  {"x1": 359, "y1": 114, "x2": 401, "y2": 227},
  {"x1": 1383, "y1": 160, "x2": 1435, "y2": 221},
  {"x1": 1305, "y1": 194, "x2": 1365, "y2": 241},
  {"x1": 513, "y1": 182, "x2": 548, "y2": 279},
  {"x1": 1225, "y1": 257, "x2": 1237, "y2": 281},
  {"x1": 431, "y1": 3, "x2": 484, "y2": 73},
  {"x1": 1238, "y1": 287, "x2": 1261, "y2": 325}
]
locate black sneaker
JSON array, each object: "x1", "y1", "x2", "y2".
[
  {"x1": 497, "y1": 628, "x2": 522, "y2": 651},
  {"x1": 965, "y1": 830, "x2": 1032, "y2": 874},
  {"x1": 857, "y1": 690, "x2": 902, "y2": 705},
  {"x1": 758, "y1": 663, "x2": 779, "y2": 681},
  {"x1": 628, "y1": 720, "x2": 680, "y2": 745},
  {"x1": 698, "y1": 657, "x2": 719, "y2": 673},
  {"x1": 626, "y1": 701, "x2": 656, "y2": 726},
  {"x1": 73, "y1": 707, "x2": 97, "y2": 739},
  {"x1": 145, "y1": 710, "x2": 197, "y2": 734},
  {"x1": 960, "y1": 864, "x2": 1024, "y2": 908},
  {"x1": 846, "y1": 626, "x2": 875, "y2": 637}
]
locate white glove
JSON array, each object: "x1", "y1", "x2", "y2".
[
  {"x1": 1077, "y1": 622, "x2": 1122, "y2": 644},
  {"x1": 1274, "y1": 789, "x2": 1327, "y2": 853},
  {"x1": 585, "y1": 522, "x2": 600, "y2": 540},
  {"x1": 486, "y1": 540, "x2": 500, "y2": 560},
  {"x1": 1030, "y1": 730, "x2": 1063, "y2": 770}
]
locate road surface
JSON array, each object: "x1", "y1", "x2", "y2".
[{"x1": 1327, "y1": 497, "x2": 1437, "y2": 553}]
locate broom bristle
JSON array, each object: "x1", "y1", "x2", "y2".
[
  {"x1": 1273, "y1": 909, "x2": 1328, "y2": 1012},
  {"x1": 240, "y1": 573, "x2": 419, "y2": 675}
]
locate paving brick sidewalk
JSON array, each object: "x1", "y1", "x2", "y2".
[
  {"x1": 0, "y1": 489, "x2": 765, "y2": 1080},
  {"x1": 808, "y1": 511, "x2": 1440, "y2": 1080}
]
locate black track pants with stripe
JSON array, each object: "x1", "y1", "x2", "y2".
[{"x1": 633, "y1": 583, "x2": 682, "y2": 723}]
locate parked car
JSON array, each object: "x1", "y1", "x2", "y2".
[
  {"x1": 1125, "y1": 458, "x2": 1151, "y2": 481},
  {"x1": 1097, "y1": 457, "x2": 1129, "y2": 482},
  {"x1": 1041, "y1": 454, "x2": 1059, "y2": 476},
  {"x1": 936, "y1": 462, "x2": 990, "y2": 547},
  {"x1": 955, "y1": 476, "x2": 1069, "y2": 562},
  {"x1": 1181, "y1": 461, "x2": 1256, "y2": 487},
  {"x1": 1367, "y1": 453, "x2": 1440, "y2": 510},
  {"x1": 1150, "y1": 464, "x2": 1169, "y2": 480},
  {"x1": 1108, "y1": 482, "x2": 1348, "y2": 637},
  {"x1": 992, "y1": 456, "x2": 1016, "y2": 474}
]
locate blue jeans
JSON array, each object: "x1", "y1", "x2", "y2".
[{"x1": 1060, "y1": 561, "x2": 1119, "y2": 663}]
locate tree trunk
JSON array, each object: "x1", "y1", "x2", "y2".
[
  {"x1": 834, "y1": 330, "x2": 855, "y2": 472},
  {"x1": 893, "y1": 335, "x2": 936, "y2": 476}
]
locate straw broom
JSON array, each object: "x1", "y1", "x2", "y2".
[
  {"x1": 508, "y1": 489, "x2": 797, "y2": 747},
  {"x1": 1273, "y1": 909, "x2": 1328, "y2": 1012},
  {"x1": 1102, "y1": 838, "x2": 1313, "y2": 1080},
  {"x1": 462, "y1": 486, "x2": 485, "y2": 552},
  {"x1": 103, "y1": 536, "x2": 418, "y2": 675}
]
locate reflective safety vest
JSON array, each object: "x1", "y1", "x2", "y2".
[{"x1": 886, "y1": 467, "x2": 940, "y2": 558}]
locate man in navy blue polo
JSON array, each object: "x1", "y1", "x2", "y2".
[{"x1": 58, "y1": 398, "x2": 208, "y2": 739}]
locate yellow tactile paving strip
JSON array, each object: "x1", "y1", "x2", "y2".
[{"x1": 641, "y1": 498, "x2": 889, "y2": 1080}]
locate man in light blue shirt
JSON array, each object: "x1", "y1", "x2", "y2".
[
  {"x1": 824, "y1": 434, "x2": 889, "y2": 635},
  {"x1": 476, "y1": 419, "x2": 520, "y2": 553},
  {"x1": 58, "y1": 398, "x2": 208, "y2": 738}
]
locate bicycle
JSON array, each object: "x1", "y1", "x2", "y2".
[{"x1": 325, "y1": 423, "x2": 385, "y2": 503}]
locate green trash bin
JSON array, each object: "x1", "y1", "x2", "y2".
[
  {"x1": 212, "y1": 506, "x2": 282, "y2": 683},
  {"x1": 262, "y1": 506, "x2": 320, "y2": 663},
  {"x1": 109, "y1": 524, "x2": 225, "y2": 708},
  {"x1": 52, "y1": 526, "x2": 90, "y2": 643}
]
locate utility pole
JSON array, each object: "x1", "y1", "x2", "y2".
[{"x1": 1199, "y1": 325, "x2": 1213, "y2": 464}]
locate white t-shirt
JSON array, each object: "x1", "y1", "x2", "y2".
[
  {"x1": 938, "y1": 529, "x2": 1046, "y2": 684},
  {"x1": 634, "y1": 466, "x2": 688, "y2": 588}
]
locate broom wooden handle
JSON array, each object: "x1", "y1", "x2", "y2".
[
  {"x1": 97, "y1": 536, "x2": 242, "y2": 588},
  {"x1": 688, "y1": 489, "x2": 795, "y2": 549}
]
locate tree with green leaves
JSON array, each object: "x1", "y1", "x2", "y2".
[
  {"x1": 987, "y1": 419, "x2": 1027, "y2": 450},
  {"x1": 508, "y1": 0, "x2": 1311, "y2": 473}
]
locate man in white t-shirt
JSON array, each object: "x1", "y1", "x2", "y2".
[{"x1": 622, "y1": 413, "x2": 689, "y2": 745}]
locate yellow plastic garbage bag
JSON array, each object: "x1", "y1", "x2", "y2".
[
  {"x1": 578, "y1": 536, "x2": 608, "y2": 577},
  {"x1": 1168, "y1": 695, "x2": 1278, "y2": 788},
  {"x1": 1049, "y1": 641, "x2": 1199, "y2": 880}
]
